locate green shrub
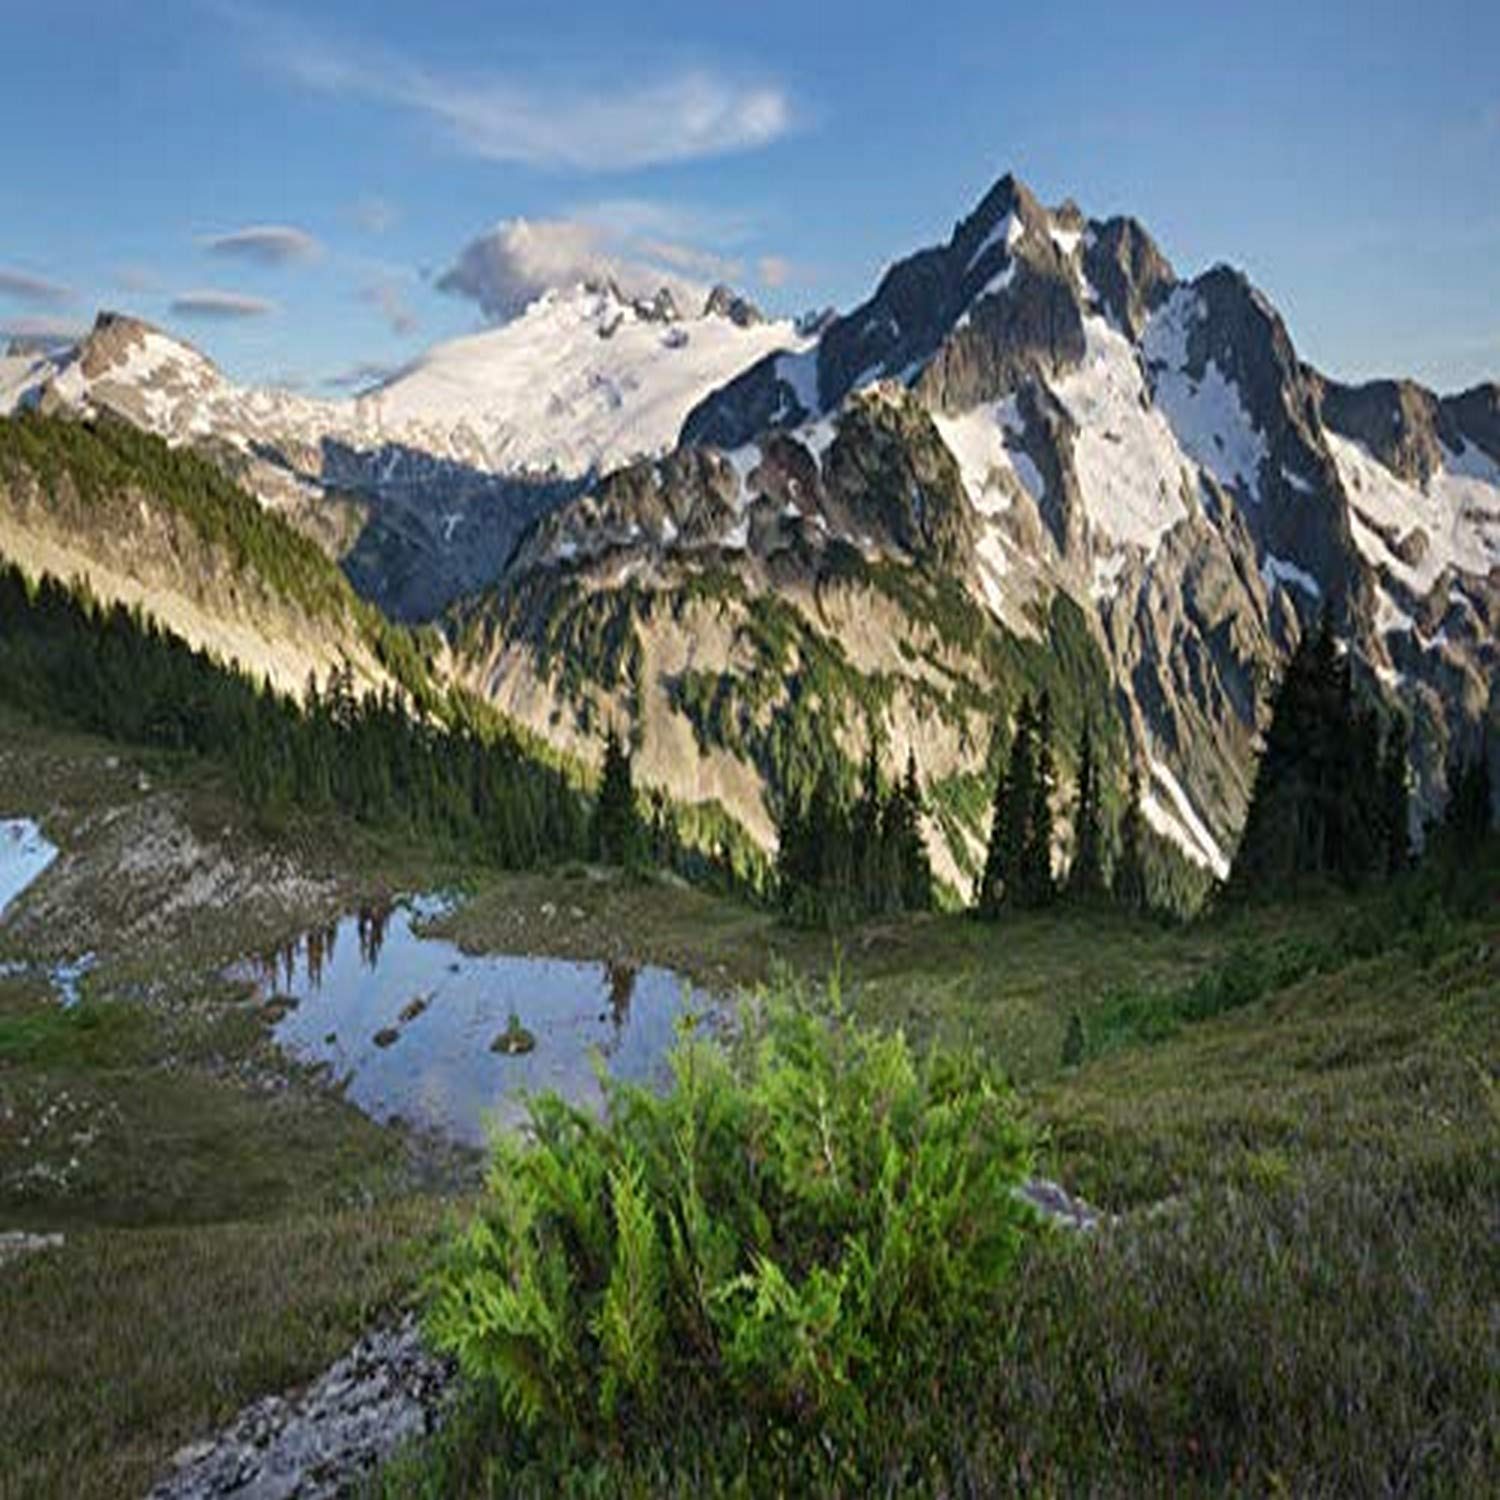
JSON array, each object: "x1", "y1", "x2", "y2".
[
  {"x1": 427, "y1": 977, "x2": 1033, "y2": 1470},
  {"x1": 1060, "y1": 1010, "x2": 1086, "y2": 1069}
]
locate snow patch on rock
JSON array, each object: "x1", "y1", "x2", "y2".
[{"x1": 1143, "y1": 289, "x2": 1268, "y2": 501}]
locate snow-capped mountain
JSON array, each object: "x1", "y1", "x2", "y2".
[
  {"x1": 0, "y1": 284, "x2": 804, "y2": 618},
  {"x1": 466, "y1": 174, "x2": 1498, "y2": 884}
]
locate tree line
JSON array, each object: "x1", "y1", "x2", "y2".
[
  {"x1": 1228, "y1": 613, "x2": 1493, "y2": 898},
  {"x1": 773, "y1": 740, "x2": 934, "y2": 926},
  {"x1": 0, "y1": 561, "x2": 589, "y2": 867}
]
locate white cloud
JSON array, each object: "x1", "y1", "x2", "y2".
[
  {"x1": 436, "y1": 218, "x2": 732, "y2": 323},
  {"x1": 0, "y1": 267, "x2": 73, "y2": 307},
  {"x1": 359, "y1": 278, "x2": 418, "y2": 336},
  {"x1": 229, "y1": 6, "x2": 793, "y2": 171},
  {"x1": 201, "y1": 225, "x2": 323, "y2": 266},
  {"x1": 170, "y1": 289, "x2": 278, "y2": 319},
  {"x1": 397, "y1": 71, "x2": 791, "y2": 171}
]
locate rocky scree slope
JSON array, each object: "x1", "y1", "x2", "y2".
[{"x1": 460, "y1": 174, "x2": 1498, "y2": 885}]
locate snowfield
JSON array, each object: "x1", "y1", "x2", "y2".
[
  {"x1": 1142, "y1": 288, "x2": 1268, "y2": 502},
  {"x1": 2, "y1": 286, "x2": 806, "y2": 486},
  {"x1": 1327, "y1": 430, "x2": 1500, "y2": 596}
]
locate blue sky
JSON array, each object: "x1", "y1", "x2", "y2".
[{"x1": 2, "y1": 0, "x2": 1496, "y2": 392}]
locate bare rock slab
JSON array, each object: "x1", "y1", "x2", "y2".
[{"x1": 148, "y1": 1314, "x2": 455, "y2": 1499}]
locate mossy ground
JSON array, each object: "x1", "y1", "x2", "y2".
[{"x1": 1, "y1": 710, "x2": 1495, "y2": 1496}]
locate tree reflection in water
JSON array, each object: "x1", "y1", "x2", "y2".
[
  {"x1": 605, "y1": 961, "x2": 638, "y2": 1030},
  {"x1": 357, "y1": 902, "x2": 391, "y2": 969}
]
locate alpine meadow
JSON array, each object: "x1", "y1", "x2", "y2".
[{"x1": 0, "y1": 2, "x2": 1496, "y2": 1495}]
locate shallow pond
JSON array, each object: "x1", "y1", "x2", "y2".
[
  {"x1": 233, "y1": 899, "x2": 716, "y2": 1147},
  {"x1": 0, "y1": 818, "x2": 58, "y2": 920}
]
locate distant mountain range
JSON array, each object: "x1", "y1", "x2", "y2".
[
  {"x1": 0, "y1": 285, "x2": 802, "y2": 620},
  {"x1": 3, "y1": 172, "x2": 1495, "y2": 892}
]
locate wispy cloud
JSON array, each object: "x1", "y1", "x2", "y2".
[
  {"x1": 226, "y1": 5, "x2": 793, "y2": 171},
  {"x1": 169, "y1": 289, "x2": 278, "y2": 320},
  {"x1": 0, "y1": 313, "x2": 83, "y2": 346},
  {"x1": 359, "y1": 278, "x2": 418, "y2": 336},
  {"x1": 201, "y1": 224, "x2": 323, "y2": 266},
  {"x1": 0, "y1": 267, "x2": 74, "y2": 307},
  {"x1": 636, "y1": 238, "x2": 742, "y2": 283},
  {"x1": 323, "y1": 360, "x2": 402, "y2": 392}
]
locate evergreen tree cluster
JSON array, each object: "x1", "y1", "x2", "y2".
[
  {"x1": 1441, "y1": 739, "x2": 1495, "y2": 850},
  {"x1": 775, "y1": 741, "x2": 933, "y2": 926},
  {"x1": 1228, "y1": 615, "x2": 1414, "y2": 897},
  {"x1": 976, "y1": 693, "x2": 1058, "y2": 914},
  {"x1": 0, "y1": 560, "x2": 589, "y2": 866}
]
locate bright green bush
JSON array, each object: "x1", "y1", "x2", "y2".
[{"x1": 428, "y1": 978, "x2": 1032, "y2": 1460}]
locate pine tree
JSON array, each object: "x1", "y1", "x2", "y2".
[
  {"x1": 1231, "y1": 612, "x2": 1415, "y2": 896},
  {"x1": 1443, "y1": 735, "x2": 1495, "y2": 847},
  {"x1": 978, "y1": 695, "x2": 1040, "y2": 916},
  {"x1": 897, "y1": 750, "x2": 933, "y2": 912},
  {"x1": 1379, "y1": 712, "x2": 1411, "y2": 877},
  {"x1": 594, "y1": 723, "x2": 640, "y2": 866},
  {"x1": 1114, "y1": 765, "x2": 1148, "y2": 914},
  {"x1": 853, "y1": 731, "x2": 884, "y2": 913},
  {"x1": 1020, "y1": 692, "x2": 1056, "y2": 907},
  {"x1": 1067, "y1": 716, "x2": 1105, "y2": 900}
]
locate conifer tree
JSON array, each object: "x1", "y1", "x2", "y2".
[
  {"x1": 1020, "y1": 692, "x2": 1056, "y2": 907},
  {"x1": 1443, "y1": 736, "x2": 1495, "y2": 847},
  {"x1": 594, "y1": 723, "x2": 640, "y2": 866},
  {"x1": 1379, "y1": 712, "x2": 1411, "y2": 877},
  {"x1": 1114, "y1": 765, "x2": 1148, "y2": 914},
  {"x1": 1230, "y1": 612, "x2": 1419, "y2": 896},
  {"x1": 853, "y1": 730, "x2": 884, "y2": 912},
  {"x1": 1067, "y1": 716, "x2": 1105, "y2": 900},
  {"x1": 897, "y1": 749, "x2": 933, "y2": 912}
]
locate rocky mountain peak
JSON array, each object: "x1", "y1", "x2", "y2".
[
  {"x1": 704, "y1": 284, "x2": 765, "y2": 328},
  {"x1": 77, "y1": 310, "x2": 211, "y2": 382},
  {"x1": 951, "y1": 171, "x2": 1046, "y2": 266},
  {"x1": 1080, "y1": 216, "x2": 1175, "y2": 338}
]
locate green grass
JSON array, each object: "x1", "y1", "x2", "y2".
[{"x1": 0, "y1": 1204, "x2": 449, "y2": 1500}]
